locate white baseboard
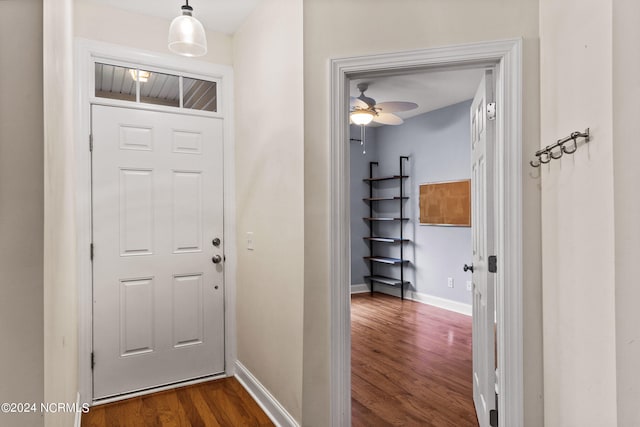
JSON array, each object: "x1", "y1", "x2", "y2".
[
  {"x1": 235, "y1": 361, "x2": 299, "y2": 427},
  {"x1": 366, "y1": 287, "x2": 472, "y2": 316},
  {"x1": 408, "y1": 290, "x2": 472, "y2": 316},
  {"x1": 350, "y1": 283, "x2": 370, "y2": 294}
]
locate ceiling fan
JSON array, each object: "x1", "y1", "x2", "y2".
[{"x1": 350, "y1": 82, "x2": 418, "y2": 126}]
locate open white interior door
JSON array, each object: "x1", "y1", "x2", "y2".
[
  {"x1": 91, "y1": 105, "x2": 225, "y2": 399},
  {"x1": 470, "y1": 70, "x2": 497, "y2": 427}
]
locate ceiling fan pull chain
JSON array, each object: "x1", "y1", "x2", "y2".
[{"x1": 361, "y1": 125, "x2": 366, "y2": 154}]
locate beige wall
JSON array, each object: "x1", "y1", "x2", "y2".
[
  {"x1": 613, "y1": 0, "x2": 640, "y2": 425},
  {"x1": 539, "y1": 0, "x2": 618, "y2": 425},
  {"x1": 43, "y1": 0, "x2": 78, "y2": 426},
  {"x1": 302, "y1": 1, "x2": 542, "y2": 425},
  {"x1": 233, "y1": 0, "x2": 305, "y2": 422},
  {"x1": 0, "y1": 1, "x2": 44, "y2": 426},
  {"x1": 74, "y1": 0, "x2": 233, "y2": 65}
]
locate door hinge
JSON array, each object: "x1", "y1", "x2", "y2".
[
  {"x1": 89, "y1": 134, "x2": 93, "y2": 152},
  {"x1": 90, "y1": 243, "x2": 94, "y2": 261},
  {"x1": 490, "y1": 392, "x2": 499, "y2": 426},
  {"x1": 487, "y1": 102, "x2": 496, "y2": 121},
  {"x1": 488, "y1": 255, "x2": 497, "y2": 273},
  {"x1": 91, "y1": 352, "x2": 95, "y2": 370}
]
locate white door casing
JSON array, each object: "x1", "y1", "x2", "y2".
[
  {"x1": 92, "y1": 105, "x2": 225, "y2": 399},
  {"x1": 471, "y1": 71, "x2": 496, "y2": 427},
  {"x1": 329, "y1": 40, "x2": 523, "y2": 427}
]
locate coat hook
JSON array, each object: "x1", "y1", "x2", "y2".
[
  {"x1": 530, "y1": 128, "x2": 590, "y2": 168},
  {"x1": 539, "y1": 151, "x2": 551, "y2": 164},
  {"x1": 562, "y1": 137, "x2": 578, "y2": 154},
  {"x1": 550, "y1": 147, "x2": 563, "y2": 159}
]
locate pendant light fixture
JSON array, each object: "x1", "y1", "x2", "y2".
[{"x1": 168, "y1": 0, "x2": 207, "y2": 57}]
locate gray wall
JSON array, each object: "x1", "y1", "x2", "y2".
[
  {"x1": 351, "y1": 101, "x2": 473, "y2": 305},
  {"x1": 350, "y1": 125, "x2": 378, "y2": 286},
  {"x1": 0, "y1": 1, "x2": 44, "y2": 426}
]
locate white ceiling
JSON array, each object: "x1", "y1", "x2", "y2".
[
  {"x1": 350, "y1": 68, "x2": 485, "y2": 124},
  {"x1": 88, "y1": 0, "x2": 262, "y2": 35}
]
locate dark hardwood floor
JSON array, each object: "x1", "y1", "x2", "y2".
[
  {"x1": 82, "y1": 294, "x2": 475, "y2": 426},
  {"x1": 351, "y1": 292, "x2": 479, "y2": 427},
  {"x1": 81, "y1": 377, "x2": 274, "y2": 427}
]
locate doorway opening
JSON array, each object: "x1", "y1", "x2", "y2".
[
  {"x1": 329, "y1": 39, "x2": 524, "y2": 427},
  {"x1": 348, "y1": 68, "x2": 485, "y2": 425}
]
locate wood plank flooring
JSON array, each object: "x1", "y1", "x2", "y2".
[
  {"x1": 351, "y1": 293, "x2": 479, "y2": 427},
  {"x1": 81, "y1": 377, "x2": 274, "y2": 427}
]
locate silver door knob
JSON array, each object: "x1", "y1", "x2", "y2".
[{"x1": 212, "y1": 255, "x2": 222, "y2": 264}]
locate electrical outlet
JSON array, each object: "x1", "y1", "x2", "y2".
[
  {"x1": 447, "y1": 277, "x2": 454, "y2": 288},
  {"x1": 246, "y1": 232, "x2": 254, "y2": 250},
  {"x1": 466, "y1": 280, "x2": 473, "y2": 291}
]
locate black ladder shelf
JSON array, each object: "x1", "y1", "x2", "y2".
[{"x1": 363, "y1": 156, "x2": 411, "y2": 299}]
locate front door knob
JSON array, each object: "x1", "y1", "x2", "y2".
[
  {"x1": 463, "y1": 263, "x2": 474, "y2": 273},
  {"x1": 212, "y1": 255, "x2": 222, "y2": 264}
]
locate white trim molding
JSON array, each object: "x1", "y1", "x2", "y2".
[
  {"x1": 235, "y1": 361, "x2": 299, "y2": 427},
  {"x1": 330, "y1": 39, "x2": 523, "y2": 427},
  {"x1": 74, "y1": 392, "x2": 82, "y2": 427},
  {"x1": 74, "y1": 38, "x2": 237, "y2": 404},
  {"x1": 351, "y1": 287, "x2": 472, "y2": 316},
  {"x1": 406, "y1": 291, "x2": 472, "y2": 317}
]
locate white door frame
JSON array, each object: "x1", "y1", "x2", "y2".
[
  {"x1": 329, "y1": 39, "x2": 523, "y2": 426},
  {"x1": 74, "y1": 39, "x2": 237, "y2": 404}
]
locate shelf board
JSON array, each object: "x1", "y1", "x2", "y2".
[
  {"x1": 363, "y1": 175, "x2": 409, "y2": 182},
  {"x1": 365, "y1": 275, "x2": 411, "y2": 287},
  {"x1": 363, "y1": 237, "x2": 410, "y2": 243},
  {"x1": 364, "y1": 256, "x2": 409, "y2": 265},
  {"x1": 364, "y1": 217, "x2": 410, "y2": 221},
  {"x1": 363, "y1": 196, "x2": 409, "y2": 202}
]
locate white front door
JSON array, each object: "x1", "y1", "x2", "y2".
[
  {"x1": 471, "y1": 71, "x2": 497, "y2": 427},
  {"x1": 92, "y1": 105, "x2": 225, "y2": 399}
]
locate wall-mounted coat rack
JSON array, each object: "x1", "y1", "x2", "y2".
[{"x1": 530, "y1": 128, "x2": 590, "y2": 167}]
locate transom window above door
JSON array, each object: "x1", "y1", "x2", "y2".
[{"x1": 94, "y1": 63, "x2": 217, "y2": 112}]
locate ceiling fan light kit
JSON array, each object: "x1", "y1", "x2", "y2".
[
  {"x1": 350, "y1": 109, "x2": 376, "y2": 125},
  {"x1": 349, "y1": 82, "x2": 418, "y2": 127},
  {"x1": 168, "y1": 0, "x2": 208, "y2": 57}
]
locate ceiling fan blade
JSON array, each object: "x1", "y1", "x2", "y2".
[
  {"x1": 373, "y1": 113, "x2": 404, "y2": 125},
  {"x1": 375, "y1": 101, "x2": 418, "y2": 113},
  {"x1": 350, "y1": 96, "x2": 368, "y2": 109}
]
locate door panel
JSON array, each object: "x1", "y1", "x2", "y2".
[
  {"x1": 172, "y1": 171, "x2": 203, "y2": 253},
  {"x1": 172, "y1": 274, "x2": 204, "y2": 347},
  {"x1": 92, "y1": 105, "x2": 225, "y2": 399},
  {"x1": 471, "y1": 71, "x2": 496, "y2": 427},
  {"x1": 119, "y1": 168, "x2": 154, "y2": 256}
]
